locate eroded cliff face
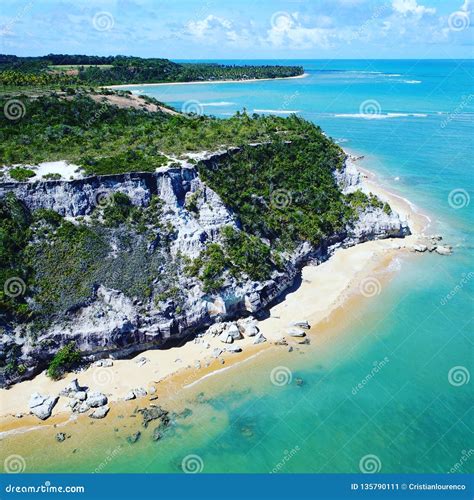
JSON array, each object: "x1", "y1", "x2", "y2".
[{"x1": 0, "y1": 150, "x2": 409, "y2": 386}]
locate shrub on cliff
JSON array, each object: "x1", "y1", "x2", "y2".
[{"x1": 47, "y1": 342, "x2": 82, "y2": 380}]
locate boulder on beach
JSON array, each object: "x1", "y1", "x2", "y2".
[
  {"x1": 89, "y1": 405, "x2": 110, "y2": 419},
  {"x1": 226, "y1": 344, "x2": 242, "y2": 353},
  {"x1": 212, "y1": 347, "x2": 223, "y2": 358},
  {"x1": 60, "y1": 378, "x2": 83, "y2": 396},
  {"x1": 124, "y1": 391, "x2": 136, "y2": 401},
  {"x1": 412, "y1": 244, "x2": 427, "y2": 252},
  {"x1": 218, "y1": 331, "x2": 233, "y2": 344},
  {"x1": 226, "y1": 323, "x2": 242, "y2": 340},
  {"x1": 253, "y1": 333, "x2": 267, "y2": 344},
  {"x1": 95, "y1": 359, "x2": 113, "y2": 367},
  {"x1": 289, "y1": 320, "x2": 310, "y2": 330},
  {"x1": 86, "y1": 391, "x2": 108, "y2": 408},
  {"x1": 287, "y1": 328, "x2": 306, "y2": 337},
  {"x1": 29, "y1": 393, "x2": 59, "y2": 420}
]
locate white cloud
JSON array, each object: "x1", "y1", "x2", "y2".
[
  {"x1": 185, "y1": 15, "x2": 232, "y2": 38},
  {"x1": 392, "y1": 0, "x2": 436, "y2": 16},
  {"x1": 265, "y1": 12, "x2": 334, "y2": 49}
]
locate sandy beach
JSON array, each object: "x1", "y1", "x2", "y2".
[
  {"x1": 0, "y1": 160, "x2": 431, "y2": 434},
  {"x1": 105, "y1": 72, "x2": 309, "y2": 89}
]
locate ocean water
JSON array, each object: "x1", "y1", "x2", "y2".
[{"x1": 6, "y1": 61, "x2": 473, "y2": 474}]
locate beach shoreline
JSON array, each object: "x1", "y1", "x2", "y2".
[
  {"x1": 0, "y1": 158, "x2": 433, "y2": 436},
  {"x1": 105, "y1": 72, "x2": 309, "y2": 89}
]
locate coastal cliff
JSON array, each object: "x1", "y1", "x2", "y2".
[{"x1": 0, "y1": 148, "x2": 409, "y2": 387}]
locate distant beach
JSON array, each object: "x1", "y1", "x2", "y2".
[{"x1": 106, "y1": 72, "x2": 309, "y2": 89}]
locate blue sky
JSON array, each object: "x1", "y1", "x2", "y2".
[{"x1": 0, "y1": 0, "x2": 472, "y2": 59}]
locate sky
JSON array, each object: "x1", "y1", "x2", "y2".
[{"x1": 0, "y1": 0, "x2": 473, "y2": 59}]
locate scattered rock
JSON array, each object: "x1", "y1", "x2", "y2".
[
  {"x1": 226, "y1": 323, "x2": 242, "y2": 340},
  {"x1": 431, "y1": 234, "x2": 442, "y2": 241},
  {"x1": 288, "y1": 346, "x2": 294, "y2": 353},
  {"x1": 194, "y1": 360, "x2": 201, "y2": 369},
  {"x1": 138, "y1": 405, "x2": 169, "y2": 428},
  {"x1": 89, "y1": 405, "x2": 110, "y2": 419},
  {"x1": 226, "y1": 344, "x2": 242, "y2": 353},
  {"x1": 133, "y1": 387, "x2": 147, "y2": 398},
  {"x1": 238, "y1": 318, "x2": 259, "y2": 337},
  {"x1": 86, "y1": 391, "x2": 108, "y2": 408},
  {"x1": 287, "y1": 328, "x2": 306, "y2": 338},
  {"x1": 149, "y1": 395, "x2": 158, "y2": 401},
  {"x1": 212, "y1": 347, "x2": 223, "y2": 358},
  {"x1": 435, "y1": 245, "x2": 452, "y2": 256},
  {"x1": 253, "y1": 333, "x2": 267, "y2": 344},
  {"x1": 289, "y1": 320, "x2": 310, "y2": 330},
  {"x1": 135, "y1": 356, "x2": 150, "y2": 367},
  {"x1": 152, "y1": 427, "x2": 162, "y2": 441},
  {"x1": 60, "y1": 379, "x2": 82, "y2": 396},
  {"x1": 148, "y1": 386, "x2": 156, "y2": 394},
  {"x1": 15, "y1": 413, "x2": 23, "y2": 419},
  {"x1": 220, "y1": 359, "x2": 225, "y2": 364},
  {"x1": 95, "y1": 359, "x2": 113, "y2": 367},
  {"x1": 178, "y1": 408, "x2": 193, "y2": 419},
  {"x1": 29, "y1": 392, "x2": 59, "y2": 420},
  {"x1": 298, "y1": 338, "x2": 310, "y2": 345},
  {"x1": 218, "y1": 331, "x2": 233, "y2": 344},
  {"x1": 77, "y1": 402, "x2": 90, "y2": 413},
  {"x1": 412, "y1": 244, "x2": 427, "y2": 253},
  {"x1": 72, "y1": 391, "x2": 87, "y2": 401},
  {"x1": 55, "y1": 432, "x2": 66, "y2": 442},
  {"x1": 296, "y1": 378, "x2": 304, "y2": 386},
  {"x1": 127, "y1": 431, "x2": 141, "y2": 444},
  {"x1": 124, "y1": 391, "x2": 136, "y2": 401}
]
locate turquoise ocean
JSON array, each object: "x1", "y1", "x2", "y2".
[{"x1": 11, "y1": 60, "x2": 473, "y2": 473}]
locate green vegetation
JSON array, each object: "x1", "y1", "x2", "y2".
[
  {"x1": 47, "y1": 342, "x2": 81, "y2": 380},
  {"x1": 9, "y1": 167, "x2": 35, "y2": 182},
  {"x1": 0, "y1": 54, "x2": 303, "y2": 89}
]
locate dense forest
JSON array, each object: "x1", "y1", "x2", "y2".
[
  {"x1": 0, "y1": 93, "x2": 384, "y2": 321},
  {"x1": 0, "y1": 54, "x2": 304, "y2": 88}
]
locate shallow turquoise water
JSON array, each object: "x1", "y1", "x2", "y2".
[{"x1": 18, "y1": 61, "x2": 474, "y2": 473}]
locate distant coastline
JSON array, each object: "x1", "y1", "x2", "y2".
[{"x1": 106, "y1": 72, "x2": 309, "y2": 89}]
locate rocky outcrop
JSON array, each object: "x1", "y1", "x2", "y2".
[{"x1": 0, "y1": 149, "x2": 410, "y2": 387}]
